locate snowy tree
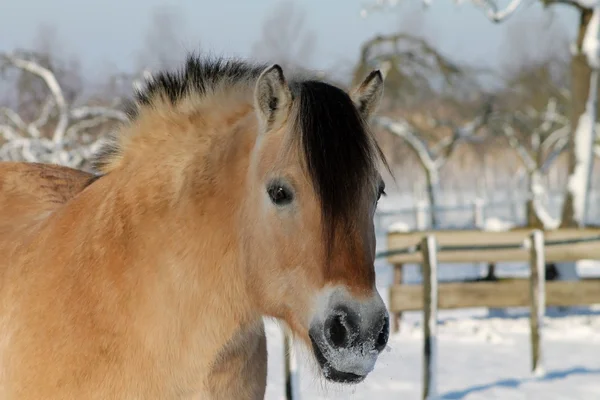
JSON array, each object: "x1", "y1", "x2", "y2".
[
  {"x1": 0, "y1": 51, "x2": 127, "y2": 170},
  {"x1": 361, "y1": 0, "x2": 600, "y2": 229},
  {"x1": 353, "y1": 32, "x2": 492, "y2": 228},
  {"x1": 496, "y1": 98, "x2": 568, "y2": 228},
  {"x1": 351, "y1": 32, "x2": 487, "y2": 106},
  {"x1": 375, "y1": 109, "x2": 491, "y2": 228},
  {"x1": 486, "y1": 56, "x2": 571, "y2": 228}
]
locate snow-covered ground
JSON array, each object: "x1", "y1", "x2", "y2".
[{"x1": 263, "y1": 306, "x2": 600, "y2": 400}]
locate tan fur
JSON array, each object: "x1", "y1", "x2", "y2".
[{"x1": 0, "y1": 65, "x2": 385, "y2": 399}]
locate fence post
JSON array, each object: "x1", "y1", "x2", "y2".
[
  {"x1": 528, "y1": 229, "x2": 546, "y2": 376},
  {"x1": 391, "y1": 263, "x2": 404, "y2": 333},
  {"x1": 473, "y1": 197, "x2": 485, "y2": 229},
  {"x1": 421, "y1": 235, "x2": 439, "y2": 400},
  {"x1": 284, "y1": 330, "x2": 299, "y2": 400}
]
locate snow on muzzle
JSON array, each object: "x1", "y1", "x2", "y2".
[{"x1": 308, "y1": 286, "x2": 389, "y2": 383}]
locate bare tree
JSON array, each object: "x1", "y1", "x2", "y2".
[
  {"x1": 496, "y1": 98, "x2": 568, "y2": 228},
  {"x1": 351, "y1": 32, "x2": 492, "y2": 107},
  {"x1": 6, "y1": 24, "x2": 83, "y2": 121},
  {"x1": 362, "y1": 0, "x2": 600, "y2": 230},
  {"x1": 353, "y1": 31, "x2": 493, "y2": 227},
  {"x1": 487, "y1": 41, "x2": 572, "y2": 227},
  {"x1": 251, "y1": 0, "x2": 317, "y2": 72},
  {"x1": 354, "y1": 33, "x2": 455, "y2": 104},
  {"x1": 375, "y1": 104, "x2": 492, "y2": 228},
  {"x1": 0, "y1": 51, "x2": 127, "y2": 169}
]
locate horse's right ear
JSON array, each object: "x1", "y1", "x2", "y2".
[
  {"x1": 350, "y1": 70, "x2": 384, "y2": 119},
  {"x1": 254, "y1": 64, "x2": 292, "y2": 130}
]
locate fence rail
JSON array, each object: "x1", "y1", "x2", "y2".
[
  {"x1": 377, "y1": 232, "x2": 600, "y2": 259},
  {"x1": 383, "y1": 227, "x2": 600, "y2": 263},
  {"x1": 383, "y1": 228, "x2": 600, "y2": 400}
]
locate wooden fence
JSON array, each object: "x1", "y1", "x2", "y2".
[{"x1": 383, "y1": 228, "x2": 600, "y2": 400}]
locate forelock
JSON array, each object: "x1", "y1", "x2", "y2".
[{"x1": 290, "y1": 80, "x2": 385, "y2": 254}]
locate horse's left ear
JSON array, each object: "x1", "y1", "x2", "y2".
[
  {"x1": 254, "y1": 64, "x2": 292, "y2": 131},
  {"x1": 350, "y1": 70, "x2": 384, "y2": 119}
]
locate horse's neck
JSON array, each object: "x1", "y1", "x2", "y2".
[
  {"x1": 203, "y1": 319, "x2": 268, "y2": 399},
  {"x1": 77, "y1": 104, "x2": 261, "y2": 387}
]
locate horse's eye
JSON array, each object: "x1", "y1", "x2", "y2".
[
  {"x1": 377, "y1": 183, "x2": 386, "y2": 202},
  {"x1": 267, "y1": 183, "x2": 294, "y2": 206}
]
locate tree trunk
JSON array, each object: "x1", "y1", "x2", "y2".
[
  {"x1": 425, "y1": 168, "x2": 439, "y2": 229},
  {"x1": 526, "y1": 169, "x2": 545, "y2": 228},
  {"x1": 525, "y1": 200, "x2": 541, "y2": 228},
  {"x1": 561, "y1": 8, "x2": 596, "y2": 227},
  {"x1": 555, "y1": 8, "x2": 596, "y2": 283}
]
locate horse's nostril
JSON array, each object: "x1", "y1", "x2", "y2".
[
  {"x1": 327, "y1": 314, "x2": 348, "y2": 348},
  {"x1": 375, "y1": 315, "x2": 389, "y2": 352},
  {"x1": 325, "y1": 308, "x2": 359, "y2": 349}
]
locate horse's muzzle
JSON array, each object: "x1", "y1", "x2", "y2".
[{"x1": 308, "y1": 287, "x2": 389, "y2": 383}]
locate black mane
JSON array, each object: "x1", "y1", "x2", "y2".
[
  {"x1": 126, "y1": 55, "x2": 269, "y2": 119},
  {"x1": 93, "y1": 55, "x2": 269, "y2": 171}
]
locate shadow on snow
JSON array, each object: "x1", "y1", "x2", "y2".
[{"x1": 441, "y1": 367, "x2": 600, "y2": 399}]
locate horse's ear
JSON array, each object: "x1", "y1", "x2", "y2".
[
  {"x1": 350, "y1": 70, "x2": 384, "y2": 119},
  {"x1": 254, "y1": 64, "x2": 292, "y2": 130}
]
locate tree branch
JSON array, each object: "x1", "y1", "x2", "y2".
[
  {"x1": 542, "y1": 0, "x2": 595, "y2": 10},
  {"x1": 373, "y1": 116, "x2": 437, "y2": 171},
  {"x1": 32, "y1": 97, "x2": 56, "y2": 131},
  {"x1": 70, "y1": 106, "x2": 127, "y2": 122},
  {"x1": 542, "y1": 134, "x2": 569, "y2": 172},
  {"x1": 426, "y1": 106, "x2": 492, "y2": 167},
  {"x1": 541, "y1": 125, "x2": 569, "y2": 153},
  {"x1": 361, "y1": 0, "x2": 526, "y2": 22},
  {"x1": 502, "y1": 124, "x2": 537, "y2": 171},
  {"x1": 475, "y1": 0, "x2": 525, "y2": 23},
  {"x1": 0, "y1": 51, "x2": 131, "y2": 170},
  {"x1": 0, "y1": 107, "x2": 28, "y2": 132},
  {"x1": 0, "y1": 124, "x2": 22, "y2": 141},
  {"x1": 65, "y1": 116, "x2": 120, "y2": 141},
  {"x1": 1, "y1": 52, "x2": 69, "y2": 144}
]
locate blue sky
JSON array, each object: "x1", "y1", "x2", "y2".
[{"x1": 0, "y1": 0, "x2": 580, "y2": 81}]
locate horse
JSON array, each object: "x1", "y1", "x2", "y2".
[{"x1": 0, "y1": 55, "x2": 390, "y2": 399}]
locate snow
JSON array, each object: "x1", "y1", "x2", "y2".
[
  {"x1": 483, "y1": 217, "x2": 514, "y2": 232},
  {"x1": 583, "y1": 5, "x2": 600, "y2": 69},
  {"x1": 577, "y1": 0, "x2": 600, "y2": 11},
  {"x1": 264, "y1": 307, "x2": 600, "y2": 399},
  {"x1": 481, "y1": 0, "x2": 524, "y2": 23},
  {"x1": 388, "y1": 221, "x2": 411, "y2": 233}
]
